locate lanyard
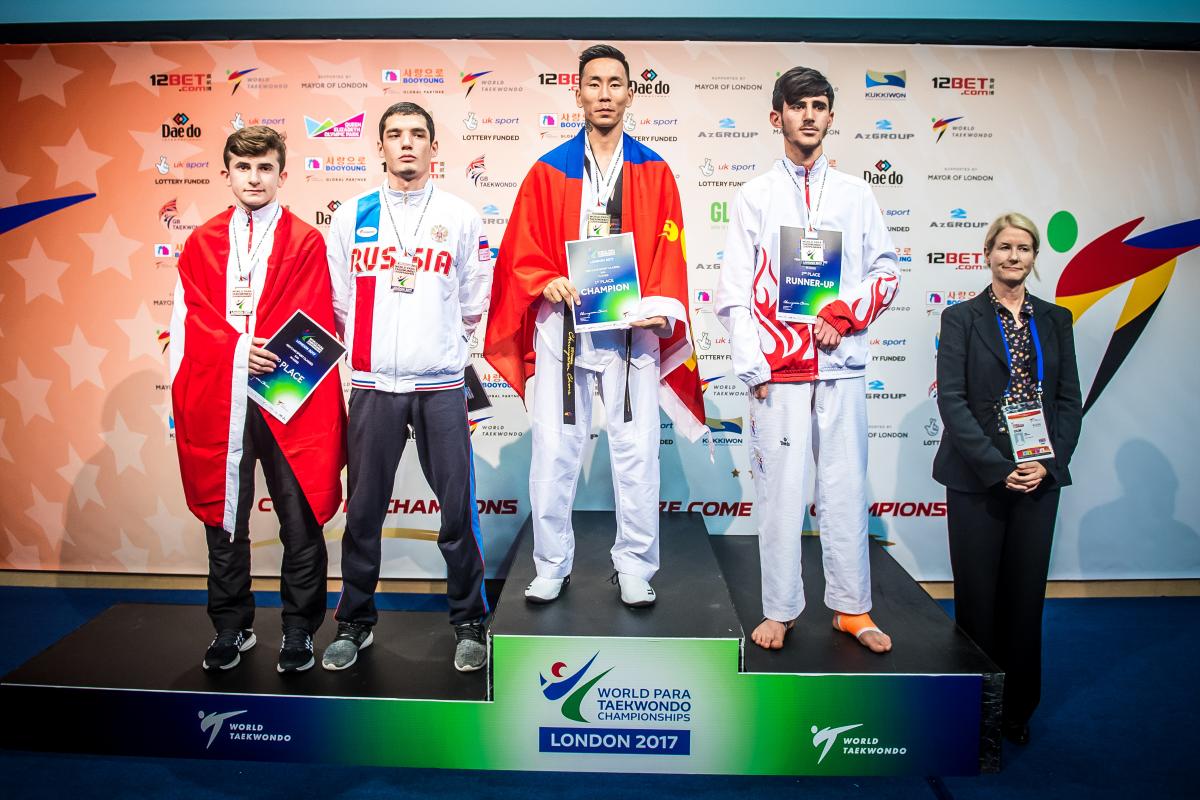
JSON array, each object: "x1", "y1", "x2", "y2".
[
  {"x1": 584, "y1": 135, "x2": 623, "y2": 210},
  {"x1": 381, "y1": 183, "x2": 433, "y2": 256},
  {"x1": 995, "y1": 311, "x2": 1043, "y2": 400},
  {"x1": 780, "y1": 158, "x2": 828, "y2": 234},
  {"x1": 231, "y1": 204, "x2": 280, "y2": 280}
]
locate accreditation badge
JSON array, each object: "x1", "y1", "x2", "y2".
[
  {"x1": 390, "y1": 254, "x2": 416, "y2": 294},
  {"x1": 229, "y1": 285, "x2": 253, "y2": 317},
  {"x1": 586, "y1": 212, "x2": 612, "y2": 239},
  {"x1": 1002, "y1": 400, "x2": 1055, "y2": 463}
]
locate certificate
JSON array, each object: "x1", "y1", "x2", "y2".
[
  {"x1": 247, "y1": 310, "x2": 346, "y2": 424},
  {"x1": 776, "y1": 225, "x2": 842, "y2": 324},
  {"x1": 566, "y1": 232, "x2": 642, "y2": 333}
]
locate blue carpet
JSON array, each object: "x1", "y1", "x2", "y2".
[{"x1": 0, "y1": 588, "x2": 1195, "y2": 798}]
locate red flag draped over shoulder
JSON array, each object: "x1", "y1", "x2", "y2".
[
  {"x1": 484, "y1": 129, "x2": 706, "y2": 441},
  {"x1": 171, "y1": 207, "x2": 346, "y2": 531}
]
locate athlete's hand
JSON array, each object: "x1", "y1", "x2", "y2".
[
  {"x1": 813, "y1": 317, "x2": 842, "y2": 351},
  {"x1": 752, "y1": 383, "x2": 770, "y2": 400},
  {"x1": 630, "y1": 315, "x2": 671, "y2": 337},
  {"x1": 543, "y1": 277, "x2": 581, "y2": 306},
  {"x1": 248, "y1": 337, "x2": 279, "y2": 375}
]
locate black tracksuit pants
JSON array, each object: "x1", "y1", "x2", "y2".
[
  {"x1": 204, "y1": 408, "x2": 328, "y2": 635},
  {"x1": 336, "y1": 387, "x2": 488, "y2": 627}
]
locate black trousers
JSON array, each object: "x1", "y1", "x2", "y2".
[
  {"x1": 204, "y1": 408, "x2": 328, "y2": 634},
  {"x1": 336, "y1": 388, "x2": 488, "y2": 627},
  {"x1": 947, "y1": 483, "x2": 1060, "y2": 726}
]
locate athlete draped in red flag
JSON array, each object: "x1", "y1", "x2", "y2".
[
  {"x1": 170, "y1": 126, "x2": 346, "y2": 673},
  {"x1": 485, "y1": 44, "x2": 704, "y2": 607}
]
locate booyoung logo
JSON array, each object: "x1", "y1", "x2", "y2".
[
  {"x1": 305, "y1": 112, "x2": 364, "y2": 139},
  {"x1": 305, "y1": 157, "x2": 323, "y2": 171},
  {"x1": 382, "y1": 67, "x2": 446, "y2": 93}
]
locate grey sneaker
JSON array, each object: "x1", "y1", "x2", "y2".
[
  {"x1": 321, "y1": 621, "x2": 373, "y2": 671},
  {"x1": 453, "y1": 620, "x2": 487, "y2": 672}
]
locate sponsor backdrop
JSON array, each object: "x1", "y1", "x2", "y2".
[{"x1": 1, "y1": 40, "x2": 1197, "y2": 581}]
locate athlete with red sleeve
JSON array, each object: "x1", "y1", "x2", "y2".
[{"x1": 715, "y1": 67, "x2": 900, "y2": 653}]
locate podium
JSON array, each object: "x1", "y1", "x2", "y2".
[{"x1": 1, "y1": 512, "x2": 1000, "y2": 775}]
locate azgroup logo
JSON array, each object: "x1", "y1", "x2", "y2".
[
  {"x1": 541, "y1": 653, "x2": 612, "y2": 723},
  {"x1": 304, "y1": 112, "x2": 364, "y2": 139},
  {"x1": 1051, "y1": 211, "x2": 1200, "y2": 414}
]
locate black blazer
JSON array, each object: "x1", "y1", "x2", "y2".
[{"x1": 932, "y1": 290, "x2": 1083, "y2": 493}]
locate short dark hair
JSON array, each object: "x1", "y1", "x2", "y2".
[
  {"x1": 772, "y1": 67, "x2": 835, "y2": 113},
  {"x1": 223, "y1": 125, "x2": 286, "y2": 170},
  {"x1": 378, "y1": 102, "x2": 436, "y2": 143},
  {"x1": 579, "y1": 43, "x2": 630, "y2": 83}
]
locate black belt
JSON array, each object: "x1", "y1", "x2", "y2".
[{"x1": 561, "y1": 309, "x2": 633, "y2": 425}]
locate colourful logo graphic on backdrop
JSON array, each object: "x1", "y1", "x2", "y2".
[
  {"x1": 226, "y1": 68, "x2": 257, "y2": 94},
  {"x1": 1050, "y1": 212, "x2": 1200, "y2": 414},
  {"x1": 304, "y1": 112, "x2": 364, "y2": 139},
  {"x1": 540, "y1": 652, "x2": 611, "y2": 723},
  {"x1": 866, "y1": 70, "x2": 906, "y2": 89},
  {"x1": 931, "y1": 116, "x2": 963, "y2": 142},
  {"x1": 461, "y1": 70, "x2": 492, "y2": 96}
]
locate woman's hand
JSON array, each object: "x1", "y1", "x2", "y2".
[{"x1": 1005, "y1": 461, "x2": 1047, "y2": 493}]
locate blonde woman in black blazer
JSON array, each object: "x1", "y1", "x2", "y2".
[{"x1": 933, "y1": 212, "x2": 1083, "y2": 746}]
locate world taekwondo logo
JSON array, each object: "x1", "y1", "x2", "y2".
[
  {"x1": 1050, "y1": 212, "x2": 1200, "y2": 414},
  {"x1": 461, "y1": 70, "x2": 492, "y2": 97},
  {"x1": 226, "y1": 68, "x2": 257, "y2": 95},
  {"x1": 198, "y1": 709, "x2": 246, "y2": 749},
  {"x1": 540, "y1": 653, "x2": 612, "y2": 723},
  {"x1": 811, "y1": 723, "x2": 862, "y2": 764}
]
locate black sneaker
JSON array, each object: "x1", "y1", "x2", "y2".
[
  {"x1": 321, "y1": 621, "x2": 374, "y2": 671},
  {"x1": 203, "y1": 628, "x2": 256, "y2": 671},
  {"x1": 453, "y1": 620, "x2": 487, "y2": 672},
  {"x1": 277, "y1": 627, "x2": 315, "y2": 673}
]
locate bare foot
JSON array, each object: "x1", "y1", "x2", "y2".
[
  {"x1": 832, "y1": 612, "x2": 893, "y2": 653},
  {"x1": 751, "y1": 618, "x2": 792, "y2": 650},
  {"x1": 857, "y1": 628, "x2": 893, "y2": 653}
]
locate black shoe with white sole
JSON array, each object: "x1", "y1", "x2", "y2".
[
  {"x1": 277, "y1": 627, "x2": 315, "y2": 673},
  {"x1": 203, "y1": 628, "x2": 256, "y2": 671}
]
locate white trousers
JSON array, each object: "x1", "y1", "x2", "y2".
[
  {"x1": 528, "y1": 333, "x2": 662, "y2": 581},
  {"x1": 749, "y1": 377, "x2": 872, "y2": 621}
]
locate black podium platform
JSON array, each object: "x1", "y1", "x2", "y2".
[{"x1": 1, "y1": 512, "x2": 1000, "y2": 775}]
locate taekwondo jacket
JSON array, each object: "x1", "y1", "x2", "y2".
[
  {"x1": 327, "y1": 183, "x2": 493, "y2": 393},
  {"x1": 715, "y1": 155, "x2": 901, "y2": 387}
]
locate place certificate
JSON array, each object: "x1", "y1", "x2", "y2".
[
  {"x1": 566, "y1": 232, "x2": 642, "y2": 334},
  {"x1": 776, "y1": 225, "x2": 843, "y2": 324},
  {"x1": 247, "y1": 310, "x2": 346, "y2": 424}
]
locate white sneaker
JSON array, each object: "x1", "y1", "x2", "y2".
[
  {"x1": 525, "y1": 575, "x2": 568, "y2": 603},
  {"x1": 617, "y1": 573, "x2": 656, "y2": 608}
]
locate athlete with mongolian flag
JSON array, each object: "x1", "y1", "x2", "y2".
[
  {"x1": 170, "y1": 126, "x2": 346, "y2": 673},
  {"x1": 484, "y1": 44, "x2": 705, "y2": 608}
]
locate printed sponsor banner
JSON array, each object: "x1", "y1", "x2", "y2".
[
  {"x1": 0, "y1": 635, "x2": 983, "y2": 775},
  {"x1": 0, "y1": 40, "x2": 1196, "y2": 580}
]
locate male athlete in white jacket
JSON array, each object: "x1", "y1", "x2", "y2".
[
  {"x1": 324, "y1": 103, "x2": 493, "y2": 672},
  {"x1": 715, "y1": 67, "x2": 900, "y2": 653}
]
